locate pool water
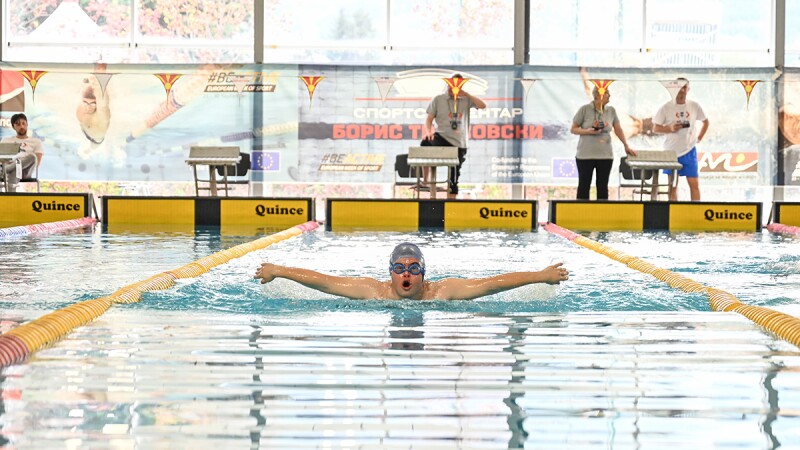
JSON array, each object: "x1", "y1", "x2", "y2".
[{"x1": 1, "y1": 226, "x2": 799, "y2": 448}]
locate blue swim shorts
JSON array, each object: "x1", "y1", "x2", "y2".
[{"x1": 663, "y1": 147, "x2": 699, "y2": 178}]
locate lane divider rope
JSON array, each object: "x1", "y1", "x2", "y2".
[
  {"x1": 543, "y1": 222, "x2": 800, "y2": 348},
  {"x1": 0, "y1": 217, "x2": 97, "y2": 238},
  {"x1": 0, "y1": 221, "x2": 320, "y2": 368},
  {"x1": 767, "y1": 223, "x2": 800, "y2": 235}
]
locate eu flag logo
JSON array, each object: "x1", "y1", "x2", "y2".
[
  {"x1": 252, "y1": 151, "x2": 281, "y2": 171},
  {"x1": 551, "y1": 158, "x2": 577, "y2": 178}
]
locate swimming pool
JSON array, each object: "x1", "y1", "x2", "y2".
[{"x1": 1, "y1": 226, "x2": 799, "y2": 448}]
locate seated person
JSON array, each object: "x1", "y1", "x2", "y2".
[
  {"x1": 254, "y1": 242, "x2": 569, "y2": 300},
  {"x1": 2, "y1": 113, "x2": 43, "y2": 192}
]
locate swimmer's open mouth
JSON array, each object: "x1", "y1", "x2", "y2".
[
  {"x1": 82, "y1": 86, "x2": 96, "y2": 100},
  {"x1": 402, "y1": 280, "x2": 411, "y2": 288}
]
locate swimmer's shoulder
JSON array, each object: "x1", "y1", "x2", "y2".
[{"x1": 421, "y1": 278, "x2": 461, "y2": 300}]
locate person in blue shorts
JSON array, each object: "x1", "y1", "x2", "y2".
[
  {"x1": 254, "y1": 242, "x2": 568, "y2": 300},
  {"x1": 653, "y1": 78, "x2": 710, "y2": 201}
]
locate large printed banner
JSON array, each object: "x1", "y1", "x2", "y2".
[
  {"x1": 0, "y1": 63, "x2": 781, "y2": 186},
  {"x1": 780, "y1": 70, "x2": 800, "y2": 186}
]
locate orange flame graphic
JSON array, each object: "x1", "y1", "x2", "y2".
[
  {"x1": 154, "y1": 74, "x2": 183, "y2": 100},
  {"x1": 300, "y1": 76, "x2": 325, "y2": 109},
  {"x1": 18, "y1": 70, "x2": 47, "y2": 100},
  {"x1": 738, "y1": 80, "x2": 760, "y2": 109},
  {"x1": 444, "y1": 77, "x2": 470, "y2": 113},
  {"x1": 589, "y1": 79, "x2": 614, "y2": 113}
]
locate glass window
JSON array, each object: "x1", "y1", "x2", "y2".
[
  {"x1": 263, "y1": 0, "x2": 386, "y2": 48},
  {"x1": 134, "y1": 0, "x2": 254, "y2": 63},
  {"x1": 645, "y1": 0, "x2": 773, "y2": 67},
  {"x1": 389, "y1": 0, "x2": 514, "y2": 49},
  {"x1": 4, "y1": 0, "x2": 130, "y2": 63},
  {"x1": 3, "y1": 0, "x2": 253, "y2": 64},
  {"x1": 786, "y1": 0, "x2": 800, "y2": 66},
  {"x1": 529, "y1": 0, "x2": 644, "y2": 66},
  {"x1": 6, "y1": 0, "x2": 130, "y2": 41},
  {"x1": 529, "y1": 0, "x2": 774, "y2": 67},
  {"x1": 262, "y1": 0, "x2": 514, "y2": 64}
]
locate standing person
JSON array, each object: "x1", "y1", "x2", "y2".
[
  {"x1": 653, "y1": 77, "x2": 709, "y2": 201},
  {"x1": 1, "y1": 113, "x2": 43, "y2": 192},
  {"x1": 254, "y1": 242, "x2": 568, "y2": 301},
  {"x1": 420, "y1": 74, "x2": 486, "y2": 199},
  {"x1": 570, "y1": 87, "x2": 636, "y2": 200}
]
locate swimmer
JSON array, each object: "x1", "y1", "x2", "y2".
[
  {"x1": 254, "y1": 242, "x2": 569, "y2": 300},
  {"x1": 76, "y1": 75, "x2": 111, "y2": 145}
]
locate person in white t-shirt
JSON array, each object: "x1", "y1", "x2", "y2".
[
  {"x1": 1, "y1": 113, "x2": 44, "y2": 192},
  {"x1": 653, "y1": 78, "x2": 710, "y2": 201}
]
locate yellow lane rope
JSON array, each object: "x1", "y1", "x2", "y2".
[
  {"x1": 543, "y1": 222, "x2": 800, "y2": 348},
  {"x1": 0, "y1": 221, "x2": 319, "y2": 368}
]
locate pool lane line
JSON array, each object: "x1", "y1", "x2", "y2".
[
  {"x1": 0, "y1": 217, "x2": 97, "y2": 238},
  {"x1": 767, "y1": 223, "x2": 800, "y2": 235},
  {"x1": 542, "y1": 222, "x2": 800, "y2": 348},
  {"x1": 0, "y1": 221, "x2": 320, "y2": 368}
]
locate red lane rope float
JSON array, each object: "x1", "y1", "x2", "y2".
[
  {"x1": 543, "y1": 222, "x2": 800, "y2": 348},
  {"x1": 0, "y1": 335, "x2": 29, "y2": 367},
  {"x1": 0, "y1": 217, "x2": 97, "y2": 238},
  {"x1": 0, "y1": 221, "x2": 320, "y2": 368},
  {"x1": 767, "y1": 223, "x2": 800, "y2": 235}
]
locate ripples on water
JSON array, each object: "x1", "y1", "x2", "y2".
[{"x1": 1, "y1": 227, "x2": 799, "y2": 448}]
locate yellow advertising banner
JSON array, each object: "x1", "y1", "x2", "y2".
[
  {"x1": 670, "y1": 204, "x2": 759, "y2": 231},
  {"x1": 106, "y1": 223, "x2": 196, "y2": 235},
  {"x1": 220, "y1": 199, "x2": 310, "y2": 228},
  {"x1": 777, "y1": 204, "x2": 800, "y2": 227},
  {"x1": 444, "y1": 202, "x2": 535, "y2": 231},
  {"x1": 554, "y1": 203, "x2": 644, "y2": 231},
  {"x1": 329, "y1": 201, "x2": 418, "y2": 231},
  {"x1": 105, "y1": 198, "x2": 194, "y2": 225},
  {"x1": 0, "y1": 194, "x2": 89, "y2": 226}
]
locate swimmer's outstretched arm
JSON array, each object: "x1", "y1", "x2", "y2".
[
  {"x1": 254, "y1": 262, "x2": 385, "y2": 300},
  {"x1": 432, "y1": 263, "x2": 569, "y2": 300}
]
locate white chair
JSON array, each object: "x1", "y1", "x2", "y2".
[
  {"x1": 406, "y1": 146, "x2": 459, "y2": 199},
  {"x1": 623, "y1": 150, "x2": 682, "y2": 201},
  {"x1": 618, "y1": 157, "x2": 665, "y2": 200},
  {"x1": 185, "y1": 146, "x2": 241, "y2": 196}
]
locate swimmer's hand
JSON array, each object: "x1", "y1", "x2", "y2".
[
  {"x1": 541, "y1": 262, "x2": 569, "y2": 284},
  {"x1": 254, "y1": 263, "x2": 278, "y2": 284}
]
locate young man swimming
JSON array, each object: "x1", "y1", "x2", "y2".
[{"x1": 254, "y1": 242, "x2": 569, "y2": 301}]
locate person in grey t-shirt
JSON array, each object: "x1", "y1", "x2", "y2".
[
  {"x1": 420, "y1": 74, "x2": 486, "y2": 199},
  {"x1": 570, "y1": 87, "x2": 636, "y2": 200},
  {"x1": 1, "y1": 113, "x2": 43, "y2": 192}
]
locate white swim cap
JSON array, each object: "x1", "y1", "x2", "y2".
[{"x1": 389, "y1": 242, "x2": 425, "y2": 267}]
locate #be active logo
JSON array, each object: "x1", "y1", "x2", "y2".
[{"x1": 204, "y1": 71, "x2": 278, "y2": 93}]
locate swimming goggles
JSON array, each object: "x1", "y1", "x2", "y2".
[{"x1": 389, "y1": 262, "x2": 425, "y2": 276}]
